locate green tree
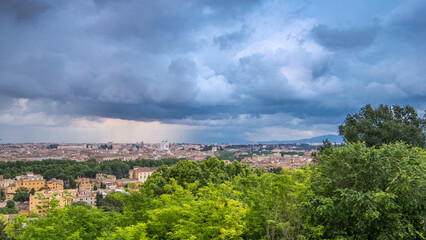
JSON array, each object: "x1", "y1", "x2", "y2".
[
  {"x1": 100, "y1": 222, "x2": 149, "y2": 240},
  {"x1": 98, "y1": 195, "x2": 123, "y2": 213},
  {"x1": 13, "y1": 187, "x2": 30, "y2": 202},
  {"x1": 233, "y1": 168, "x2": 312, "y2": 239},
  {"x1": 304, "y1": 142, "x2": 426, "y2": 239},
  {"x1": 96, "y1": 192, "x2": 103, "y2": 207},
  {"x1": 6, "y1": 200, "x2": 15, "y2": 209},
  {"x1": 7, "y1": 206, "x2": 125, "y2": 240},
  {"x1": 0, "y1": 217, "x2": 7, "y2": 240},
  {"x1": 143, "y1": 157, "x2": 254, "y2": 197},
  {"x1": 338, "y1": 104, "x2": 425, "y2": 147},
  {"x1": 0, "y1": 200, "x2": 18, "y2": 214},
  {"x1": 0, "y1": 189, "x2": 5, "y2": 201},
  {"x1": 68, "y1": 178, "x2": 77, "y2": 189},
  {"x1": 146, "y1": 179, "x2": 247, "y2": 239}
]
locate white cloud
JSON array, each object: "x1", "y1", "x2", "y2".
[
  {"x1": 195, "y1": 74, "x2": 235, "y2": 105},
  {"x1": 245, "y1": 126, "x2": 334, "y2": 141}
]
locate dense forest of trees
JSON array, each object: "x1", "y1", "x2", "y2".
[{"x1": 1, "y1": 104, "x2": 425, "y2": 239}]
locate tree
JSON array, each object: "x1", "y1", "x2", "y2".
[
  {"x1": 0, "y1": 189, "x2": 5, "y2": 201},
  {"x1": 0, "y1": 200, "x2": 18, "y2": 214},
  {"x1": 233, "y1": 168, "x2": 312, "y2": 239},
  {"x1": 6, "y1": 206, "x2": 125, "y2": 240},
  {"x1": 71, "y1": 201, "x2": 92, "y2": 209},
  {"x1": 13, "y1": 187, "x2": 30, "y2": 202},
  {"x1": 338, "y1": 104, "x2": 425, "y2": 147},
  {"x1": 68, "y1": 178, "x2": 77, "y2": 189},
  {"x1": 146, "y1": 180, "x2": 247, "y2": 239},
  {"x1": 96, "y1": 192, "x2": 103, "y2": 207},
  {"x1": 6, "y1": 200, "x2": 15, "y2": 209},
  {"x1": 98, "y1": 195, "x2": 123, "y2": 213},
  {"x1": 0, "y1": 217, "x2": 8, "y2": 240},
  {"x1": 304, "y1": 142, "x2": 426, "y2": 239},
  {"x1": 100, "y1": 222, "x2": 149, "y2": 240}
]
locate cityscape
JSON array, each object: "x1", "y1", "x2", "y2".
[
  {"x1": 0, "y1": 0, "x2": 425, "y2": 239},
  {"x1": 0, "y1": 141, "x2": 317, "y2": 170}
]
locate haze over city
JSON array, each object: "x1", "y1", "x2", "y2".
[{"x1": 0, "y1": 0, "x2": 425, "y2": 143}]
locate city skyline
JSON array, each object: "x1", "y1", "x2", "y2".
[{"x1": 0, "y1": 0, "x2": 425, "y2": 143}]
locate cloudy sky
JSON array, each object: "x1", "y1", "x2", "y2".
[{"x1": 0, "y1": 0, "x2": 425, "y2": 143}]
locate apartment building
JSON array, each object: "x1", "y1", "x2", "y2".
[
  {"x1": 76, "y1": 178, "x2": 94, "y2": 191},
  {"x1": 73, "y1": 192, "x2": 96, "y2": 206},
  {"x1": 29, "y1": 189, "x2": 77, "y2": 216},
  {"x1": 4, "y1": 173, "x2": 64, "y2": 200},
  {"x1": 129, "y1": 166, "x2": 157, "y2": 183},
  {"x1": 47, "y1": 178, "x2": 64, "y2": 191}
]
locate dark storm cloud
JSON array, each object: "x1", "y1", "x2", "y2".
[
  {"x1": 214, "y1": 25, "x2": 251, "y2": 49},
  {"x1": 0, "y1": 0, "x2": 425, "y2": 142},
  {"x1": 87, "y1": 0, "x2": 262, "y2": 53},
  {"x1": 386, "y1": 0, "x2": 426, "y2": 32},
  {"x1": 0, "y1": 0, "x2": 49, "y2": 23},
  {"x1": 312, "y1": 24, "x2": 380, "y2": 50}
]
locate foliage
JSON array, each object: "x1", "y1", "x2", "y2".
[
  {"x1": 200, "y1": 145, "x2": 214, "y2": 151},
  {"x1": 234, "y1": 168, "x2": 312, "y2": 239},
  {"x1": 338, "y1": 104, "x2": 426, "y2": 147},
  {"x1": 71, "y1": 201, "x2": 92, "y2": 209},
  {"x1": 47, "y1": 144, "x2": 58, "y2": 149},
  {"x1": 0, "y1": 189, "x2": 4, "y2": 201},
  {"x1": 96, "y1": 192, "x2": 103, "y2": 207},
  {"x1": 142, "y1": 157, "x2": 253, "y2": 196},
  {"x1": 145, "y1": 179, "x2": 247, "y2": 239},
  {"x1": 268, "y1": 167, "x2": 283, "y2": 174},
  {"x1": 0, "y1": 200, "x2": 18, "y2": 214},
  {"x1": 13, "y1": 187, "x2": 30, "y2": 202},
  {"x1": 304, "y1": 142, "x2": 426, "y2": 239},
  {"x1": 0, "y1": 216, "x2": 7, "y2": 240},
  {"x1": 7, "y1": 206, "x2": 125, "y2": 240},
  {"x1": 100, "y1": 222, "x2": 149, "y2": 240},
  {"x1": 217, "y1": 151, "x2": 236, "y2": 161},
  {"x1": 98, "y1": 194, "x2": 123, "y2": 213},
  {"x1": 6, "y1": 200, "x2": 15, "y2": 209}
]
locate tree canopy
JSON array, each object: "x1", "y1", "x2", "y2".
[
  {"x1": 338, "y1": 104, "x2": 425, "y2": 147},
  {"x1": 304, "y1": 142, "x2": 425, "y2": 239}
]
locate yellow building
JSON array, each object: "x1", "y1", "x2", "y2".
[
  {"x1": 5, "y1": 173, "x2": 65, "y2": 200},
  {"x1": 76, "y1": 178, "x2": 94, "y2": 191},
  {"x1": 29, "y1": 189, "x2": 77, "y2": 216},
  {"x1": 46, "y1": 178, "x2": 64, "y2": 191},
  {"x1": 73, "y1": 192, "x2": 97, "y2": 206},
  {"x1": 5, "y1": 187, "x2": 16, "y2": 200},
  {"x1": 16, "y1": 179, "x2": 46, "y2": 191}
]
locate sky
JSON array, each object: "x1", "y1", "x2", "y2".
[{"x1": 0, "y1": 0, "x2": 425, "y2": 143}]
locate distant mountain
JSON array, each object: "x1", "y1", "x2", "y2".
[{"x1": 259, "y1": 134, "x2": 344, "y2": 144}]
